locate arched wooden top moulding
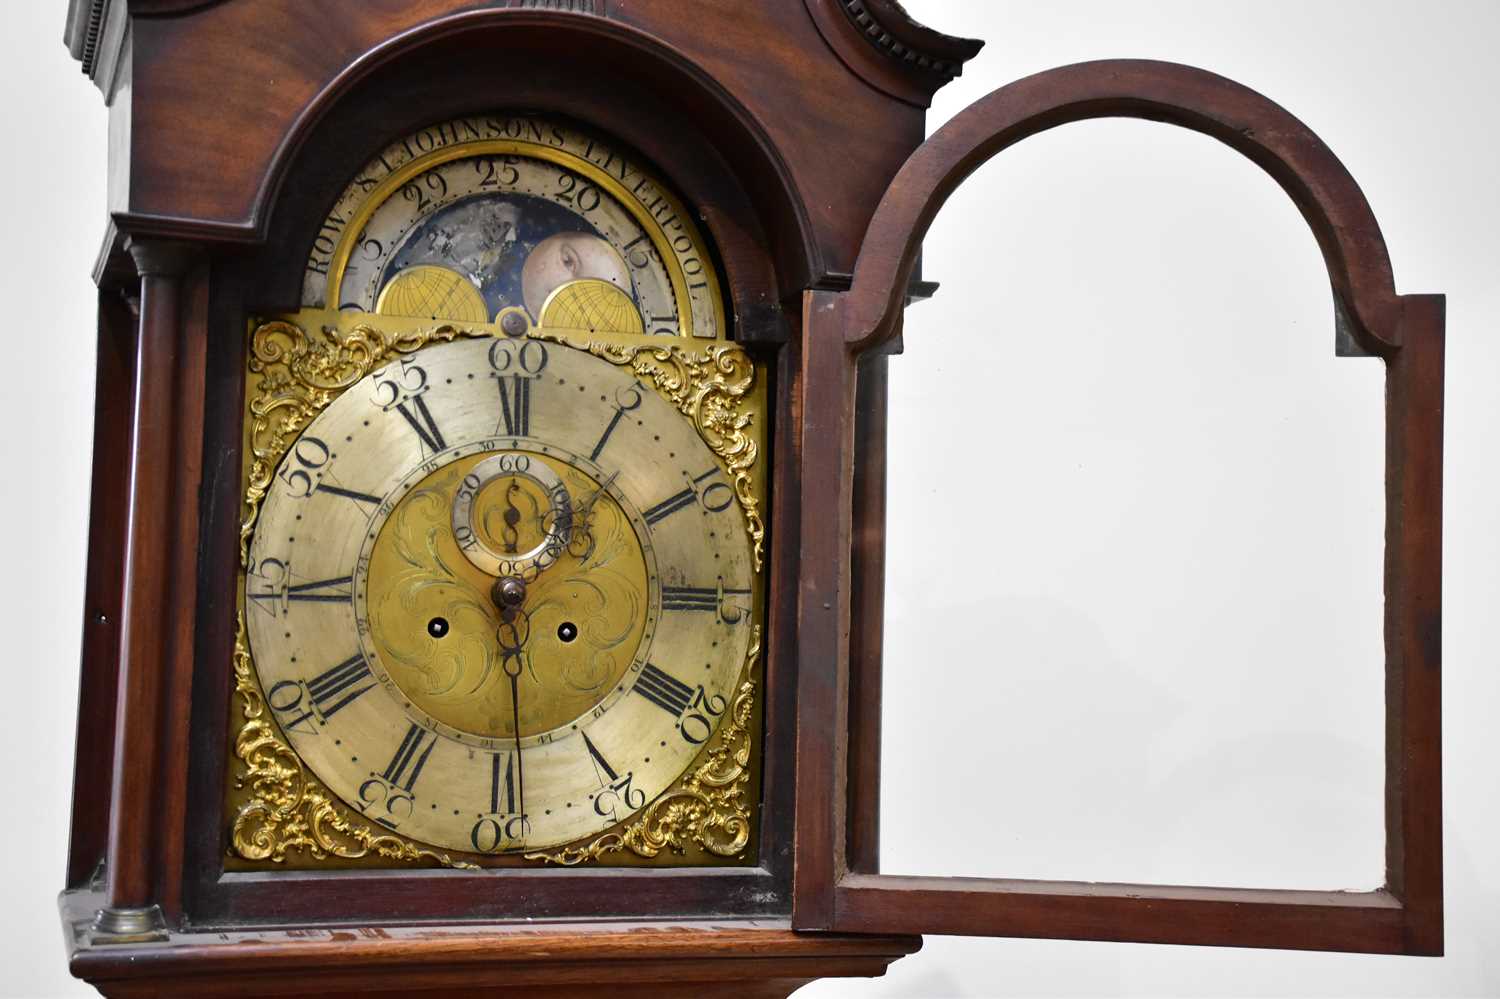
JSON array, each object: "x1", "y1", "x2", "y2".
[
  {"x1": 845, "y1": 59, "x2": 1405, "y2": 358},
  {"x1": 66, "y1": 1, "x2": 226, "y2": 77},
  {"x1": 235, "y1": 7, "x2": 821, "y2": 295},
  {"x1": 235, "y1": 6, "x2": 824, "y2": 333},
  {"x1": 802, "y1": 0, "x2": 983, "y2": 107}
]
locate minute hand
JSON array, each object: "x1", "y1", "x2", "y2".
[
  {"x1": 567, "y1": 470, "x2": 620, "y2": 562},
  {"x1": 507, "y1": 665, "x2": 524, "y2": 822},
  {"x1": 574, "y1": 469, "x2": 620, "y2": 520},
  {"x1": 493, "y1": 587, "x2": 530, "y2": 823}
]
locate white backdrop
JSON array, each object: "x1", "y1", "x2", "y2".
[{"x1": 3, "y1": 2, "x2": 1495, "y2": 997}]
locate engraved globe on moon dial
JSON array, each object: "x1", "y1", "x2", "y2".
[
  {"x1": 302, "y1": 114, "x2": 725, "y2": 339},
  {"x1": 244, "y1": 335, "x2": 755, "y2": 854}
]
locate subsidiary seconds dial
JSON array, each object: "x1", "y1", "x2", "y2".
[{"x1": 244, "y1": 334, "x2": 755, "y2": 854}]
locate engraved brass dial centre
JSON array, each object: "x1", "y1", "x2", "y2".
[{"x1": 363, "y1": 452, "x2": 650, "y2": 742}]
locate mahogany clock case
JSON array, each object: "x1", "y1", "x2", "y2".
[
  {"x1": 63, "y1": 0, "x2": 958, "y2": 934},
  {"x1": 59, "y1": 1, "x2": 1444, "y2": 992}
]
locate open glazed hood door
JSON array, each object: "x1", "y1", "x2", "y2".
[{"x1": 791, "y1": 59, "x2": 1444, "y2": 956}]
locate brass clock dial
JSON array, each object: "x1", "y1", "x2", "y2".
[
  {"x1": 244, "y1": 334, "x2": 757, "y2": 854},
  {"x1": 301, "y1": 114, "x2": 725, "y2": 339}
]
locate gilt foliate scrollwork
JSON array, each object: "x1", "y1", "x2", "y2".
[
  {"x1": 524, "y1": 629, "x2": 760, "y2": 865},
  {"x1": 535, "y1": 334, "x2": 766, "y2": 571},
  {"x1": 232, "y1": 318, "x2": 489, "y2": 870},
  {"x1": 239, "y1": 320, "x2": 486, "y2": 566},
  {"x1": 230, "y1": 612, "x2": 478, "y2": 869}
]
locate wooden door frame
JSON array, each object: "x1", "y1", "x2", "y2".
[{"x1": 792, "y1": 59, "x2": 1444, "y2": 955}]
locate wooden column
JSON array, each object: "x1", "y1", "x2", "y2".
[{"x1": 92, "y1": 239, "x2": 197, "y2": 942}]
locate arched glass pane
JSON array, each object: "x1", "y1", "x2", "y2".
[{"x1": 873, "y1": 120, "x2": 1385, "y2": 890}]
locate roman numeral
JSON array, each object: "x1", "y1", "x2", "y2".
[
  {"x1": 285, "y1": 575, "x2": 353, "y2": 603},
  {"x1": 643, "y1": 468, "x2": 728, "y2": 526},
  {"x1": 495, "y1": 374, "x2": 532, "y2": 437},
  {"x1": 590, "y1": 406, "x2": 627, "y2": 462},
  {"x1": 489, "y1": 752, "x2": 517, "y2": 814},
  {"x1": 305, "y1": 653, "x2": 375, "y2": 718},
  {"x1": 591, "y1": 382, "x2": 645, "y2": 461},
  {"x1": 661, "y1": 586, "x2": 718, "y2": 612},
  {"x1": 581, "y1": 731, "x2": 619, "y2": 783},
  {"x1": 661, "y1": 582, "x2": 753, "y2": 623},
  {"x1": 635, "y1": 663, "x2": 695, "y2": 718},
  {"x1": 276, "y1": 653, "x2": 375, "y2": 731},
  {"x1": 382, "y1": 723, "x2": 437, "y2": 793},
  {"x1": 316, "y1": 483, "x2": 382, "y2": 507},
  {"x1": 646, "y1": 312, "x2": 678, "y2": 335},
  {"x1": 644, "y1": 486, "x2": 696, "y2": 525},
  {"x1": 395, "y1": 395, "x2": 447, "y2": 453}
]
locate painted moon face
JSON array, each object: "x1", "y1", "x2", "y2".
[{"x1": 302, "y1": 114, "x2": 725, "y2": 340}]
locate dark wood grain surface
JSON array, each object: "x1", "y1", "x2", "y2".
[
  {"x1": 63, "y1": 886, "x2": 919, "y2": 998},
  {"x1": 115, "y1": 2, "x2": 929, "y2": 287},
  {"x1": 65, "y1": 290, "x2": 136, "y2": 891},
  {"x1": 100, "y1": 243, "x2": 201, "y2": 913}
]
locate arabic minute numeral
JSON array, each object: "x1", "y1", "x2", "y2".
[
  {"x1": 555, "y1": 170, "x2": 601, "y2": 213},
  {"x1": 581, "y1": 732, "x2": 644, "y2": 817},
  {"x1": 489, "y1": 339, "x2": 547, "y2": 437},
  {"x1": 372, "y1": 358, "x2": 447, "y2": 454},
  {"x1": 277, "y1": 436, "x2": 330, "y2": 498}
]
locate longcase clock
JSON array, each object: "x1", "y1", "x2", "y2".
[{"x1": 59, "y1": 2, "x2": 1444, "y2": 996}]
